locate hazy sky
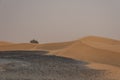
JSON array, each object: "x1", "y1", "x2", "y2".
[{"x1": 0, "y1": 0, "x2": 120, "y2": 43}]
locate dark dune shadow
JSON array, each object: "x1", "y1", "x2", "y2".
[
  {"x1": 0, "y1": 50, "x2": 48, "y2": 58},
  {"x1": 0, "y1": 51, "x2": 108, "y2": 80}
]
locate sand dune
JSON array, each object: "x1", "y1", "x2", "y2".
[
  {"x1": 0, "y1": 43, "x2": 38, "y2": 51},
  {"x1": 87, "y1": 62, "x2": 120, "y2": 80},
  {"x1": 81, "y1": 36, "x2": 120, "y2": 45},
  {"x1": 36, "y1": 41, "x2": 73, "y2": 50},
  {"x1": 0, "y1": 36, "x2": 120, "y2": 80},
  {"x1": 81, "y1": 36, "x2": 120, "y2": 52},
  {"x1": 0, "y1": 41, "x2": 73, "y2": 51},
  {"x1": 0, "y1": 41, "x2": 13, "y2": 46},
  {"x1": 56, "y1": 36, "x2": 120, "y2": 67},
  {"x1": 0, "y1": 36, "x2": 120, "y2": 67}
]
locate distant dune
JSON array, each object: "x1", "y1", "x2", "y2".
[
  {"x1": 36, "y1": 41, "x2": 74, "y2": 51},
  {"x1": 0, "y1": 41, "x2": 13, "y2": 46},
  {"x1": 0, "y1": 41, "x2": 73, "y2": 51},
  {"x1": 0, "y1": 43, "x2": 38, "y2": 51},
  {"x1": 56, "y1": 36, "x2": 120, "y2": 67}
]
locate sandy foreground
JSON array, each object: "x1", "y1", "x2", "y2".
[
  {"x1": 87, "y1": 63, "x2": 120, "y2": 80},
  {"x1": 0, "y1": 51, "x2": 113, "y2": 80}
]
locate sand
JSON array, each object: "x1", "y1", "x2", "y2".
[
  {"x1": 0, "y1": 36, "x2": 120, "y2": 80},
  {"x1": 0, "y1": 36, "x2": 120, "y2": 67},
  {"x1": 0, "y1": 43, "x2": 38, "y2": 51},
  {"x1": 0, "y1": 41, "x2": 73, "y2": 51},
  {"x1": 0, "y1": 41, "x2": 13, "y2": 46},
  {"x1": 87, "y1": 62, "x2": 120, "y2": 80},
  {"x1": 56, "y1": 36, "x2": 120, "y2": 67}
]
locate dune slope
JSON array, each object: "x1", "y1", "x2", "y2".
[
  {"x1": 36, "y1": 41, "x2": 74, "y2": 50},
  {"x1": 0, "y1": 41, "x2": 13, "y2": 46},
  {"x1": 0, "y1": 43, "x2": 38, "y2": 51},
  {"x1": 0, "y1": 41, "x2": 73, "y2": 51},
  {"x1": 56, "y1": 36, "x2": 120, "y2": 67}
]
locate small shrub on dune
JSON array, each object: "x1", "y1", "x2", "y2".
[{"x1": 30, "y1": 39, "x2": 39, "y2": 44}]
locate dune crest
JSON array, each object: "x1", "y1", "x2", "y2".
[
  {"x1": 56, "y1": 36, "x2": 120, "y2": 67},
  {"x1": 81, "y1": 36, "x2": 120, "y2": 52}
]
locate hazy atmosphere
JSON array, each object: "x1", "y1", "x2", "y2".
[{"x1": 0, "y1": 0, "x2": 120, "y2": 43}]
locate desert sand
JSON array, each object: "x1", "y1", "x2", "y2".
[
  {"x1": 0, "y1": 36, "x2": 120, "y2": 80},
  {"x1": 0, "y1": 51, "x2": 117, "y2": 80},
  {"x1": 0, "y1": 41, "x2": 13, "y2": 46},
  {"x1": 56, "y1": 36, "x2": 120, "y2": 67},
  {"x1": 0, "y1": 41, "x2": 73, "y2": 51},
  {"x1": 87, "y1": 62, "x2": 120, "y2": 80}
]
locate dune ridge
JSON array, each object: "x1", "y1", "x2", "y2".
[
  {"x1": 81, "y1": 36, "x2": 120, "y2": 52},
  {"x1": 55, "y1": 36, "x2": 120, "y2": 67}
]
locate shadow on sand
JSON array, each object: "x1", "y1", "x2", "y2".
[{"x1": 0, "y1": 51, "x2": 108, "y2": 80}]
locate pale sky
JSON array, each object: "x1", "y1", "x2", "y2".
[{"x1": 0, "y1": 0, "x2": 120, "y2": 43}]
